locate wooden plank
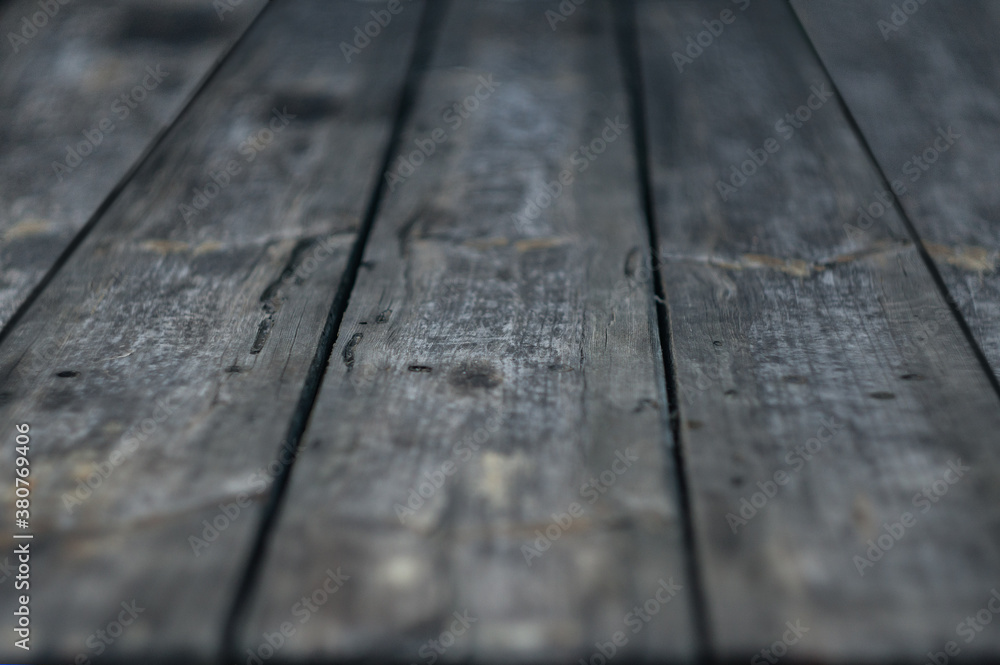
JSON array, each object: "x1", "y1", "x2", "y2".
[
  {"x1": 0, "y1": 1, "x2": 421, "y2": 660},
  {"x1": 0, "y1": 0, "x2": 268, "y2": 331},
  {"x1": 791, "y1": 0, "x2": 1000, "y2": 382},
  {"x1": 241, "y1": 1, "x2": 696, "y2": 662},
  {"x1": 638, "y1": 0, "x2": 1000, "y2": 661}
]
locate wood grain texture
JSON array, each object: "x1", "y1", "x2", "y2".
[
  {"x1": 0, "y1": 1, "x2": 421, "y2": 660},
  {"x1": 0, "y1": 0, "x2": 267, "y2": 330},
  {"x1": 242, "y1": 1, "x2": 696, "y2": 662},
  {"x1": 791, "y1": 0, "x2": 1000, "y2": 383},
  {"x1": 639, "y1": 0, "x2": 1000, "y2": 660}
]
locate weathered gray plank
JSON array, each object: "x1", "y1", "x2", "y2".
[
  {"x1": 0, "y1": 0, "x2": 267, "y2": 331},
  {"x1": 639, "y1": 0, "x2": 1000, "y2": 661},
  {"x1": 242, "y1": 1, "x2": 695, "y2": 662},
  {"x1": 791, "y1": 0, "x2": 1000, "y2": 382},
  {"x1": 0, "y1": 1, "x2": 421, "y2": 660}
]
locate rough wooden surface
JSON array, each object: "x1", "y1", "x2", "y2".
[
  {"x1": 792, "y1": 0, "x2": 1000, "y2": 384},
  {"x1": 3, "y1": 0, "x2": 1000, "y2": 662},
  {"x1": 0, "y1": 0, "x2": 266, "y2": 330},
  {"x1": 0, "y1": 1, "x2": 421, "y2": 660},
  {"x1": 241, "y1": 1, "x2": 695, "y2": 662},
  {"x1": 638, "y1": 0, "x2": 1000, "y2": 661}
]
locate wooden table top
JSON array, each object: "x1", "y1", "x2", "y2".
[{"x1": 1, "y1": 0, "x2": 998, "y2": 662}]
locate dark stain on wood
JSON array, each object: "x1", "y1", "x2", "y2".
[
  {"x1": 117, "y1": 6, "x2": 222, "y2": 44},
  {"x1": 342, "y1": 332, "x2": 363, "y2": 369},
  {"x1": 250, "y1": 316, "x2": 273, "y2": 355},
  {"x1": 269, "y1": 91, "x2": 341, "y2": 122},
  {"x1": 448, "y1": 360, "x2": 502, "y2": 391}
]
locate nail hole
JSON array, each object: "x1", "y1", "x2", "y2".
[
  {"x1": 56, "y1": 370, "x2": 79, "y2": 378},
  {"x1": 870, "y1": 391, "x2": 896, "y2": 400},
  {"x1": 724, "y1": 389, "x2": 738, "y2": 396},
  {"x1": 226, "y1": 366, "x2": 242, "y2": 373},
  {"x1": 712, "y1": 340, "x2": 723, "y2": 347},
  {"x1": 408, "y1": 365, "x2": 433, "y2": 373},
  {"x1": 900, "y1": 373, "x2": 925, "y2": 381}
]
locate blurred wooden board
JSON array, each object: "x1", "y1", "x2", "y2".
[
  {"x1": 241, "y1": 1, "x2": 696, "y2": 662},
  {"x1": 792, "y1": 0, "x2": 1000, "y2": 383},
  {"x1": 638, "y1": 0, "x2": 1000, "y2": 660},
  {"x1": 0, "y1": 0, "x2": 421, "y2": 660},
  {"x1": 0, "y1": 0, "x2": 267, "y2": 329}
]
